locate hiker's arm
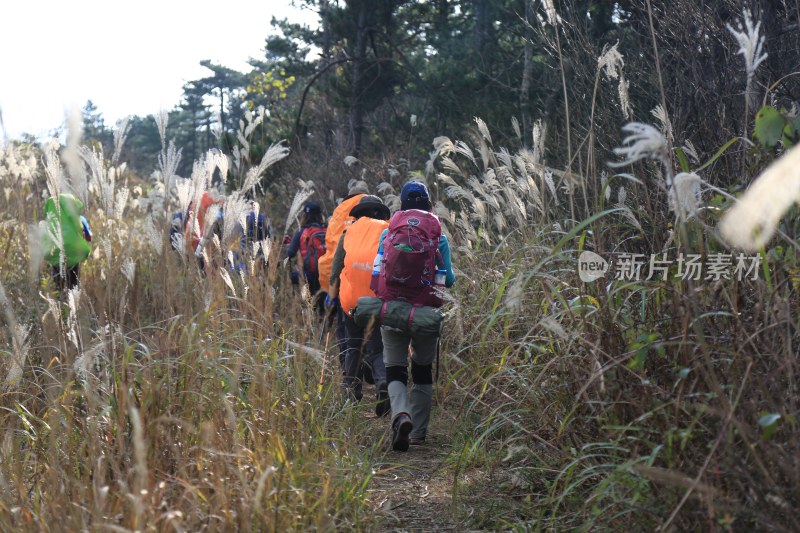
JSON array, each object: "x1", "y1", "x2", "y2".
[
  {"x1": 80, "y1": 216, "x2": 92, "y2": 242},
  {"x1": 437, "y1": 234, "x2": 455, "y2": 288},
  {"x1": 328, "y1": 234, "x2": 347, "y2": 298},
  {"x1": 286, "y1": 230, "x2": 301, "y2": 259}
]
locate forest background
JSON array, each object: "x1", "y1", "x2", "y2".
[{"x1": 1, "y1": 0, "x2": 800, "y2": 530}]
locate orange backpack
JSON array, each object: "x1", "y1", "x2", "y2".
[
  {"x1": 339, "y1": 216, "x2": 389, "y2": 315},
  {"x1": 317, "y1": 194, "x2": 365, "y2": 292}
]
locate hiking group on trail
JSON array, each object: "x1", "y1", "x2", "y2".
[
  {"x1": 299, "y1": 180, "x2": 455, "y2": 452},
  {"x1": 40, "y1": 178, "x2": 454, "y2": 452}
]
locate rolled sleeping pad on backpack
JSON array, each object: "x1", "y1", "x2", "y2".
[{"x1": 353, "y1": 296, "x2": 443, "y2": 336}]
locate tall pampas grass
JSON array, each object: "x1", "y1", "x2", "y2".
[
  {"x1": 241, "y1": 141, "x2": 290, "y2": 194},
  {"x1": 719, "y1": 144, "x2": 800, "y2": 251}
]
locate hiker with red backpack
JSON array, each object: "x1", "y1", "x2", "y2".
[
  {"x1": 328, "y1": 195, "x2": 391, "y2": 415},
  {"x1": 286, "y1": 200, "x2": 327, "y2": 314},
  {"x1": 374, "y1": 181, "x2": 455, "y2": 451}
]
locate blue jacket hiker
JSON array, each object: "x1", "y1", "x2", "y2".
[{"x1": 286, "y1": 200, "x2": 327, "y2": 314}]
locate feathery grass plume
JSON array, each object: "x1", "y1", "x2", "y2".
[
  {"x1": 73, "y1": 341, "x2": 103, "y2": 381},
  {"x1": 497, "y1": 147, "x2": 513, "y2": 170},
  {"x1": 121, "y1": 257, "x2": 136, "y2": 285},
  {"x1": 241, "y1": 141, "x2": 290, "y2": 194},
  {"x1": 284, "y1": 185, "x2": 315, "y2": 233},
  {"x1": 220, "y1": 269, "x2": 236, "y2": 296},
  {"x1": 682, "y1": 140, "x2": 699, "y2": 163},
  {"x1": 433, "y1": 136, "x2": 455, "y2": 158},
  {"x1": 511, "y1": 117, "x2": 521, "y2": 139},
  {"x1": 598, "y1": 42, "x2": 632, "y2": 120},
  {"x1": 670, "y1": 172, "x2": 702, "y2": 221},
  {"x1": 63, "y1": 107, "x2": 88, "y2": 202},
  {"x1": 214, "y1": 149, "x2": 229, "y2": 185},
  {"x1": 474, "y1": 117, "x2": 492, "y2": 145},
  {"x1": 376, "y1": 182, "x2": 396, "y2": 195},
  {"x1": 143, "y1": 215, "x2": 162, "y2": 254},
  {"x1": 114, "y1": 181, "x2": 129, "y2": 219},
  {"x1": 80, "y1": 145, "x2": 117, "y2": 214},
  {"x1": 441, "y1": 157, "x2": 463, "y2": 176},
  {"x1": 112, "y1": 116, "x2": 131, "y2": 166},
  {"x1": 222, "y1": 193, "x2": 249, "y2": 246},
  {"x1": 43, "y1": 139, "x2": 63, "y2": 199},
  {"x1": 159, "y1": 140, "x2": 182, "y2": 213},
  {"x1": 610, "y1": 122, "x2": 669, "y2": 170},
  {"x1": 129, "y1": 405, "x2": 148, "y2": 526},
  {"x1": 610, "y1": 122, "x2": 674, "y2": 195},
  {"x1": 651, "y1": 104, "x2": 674, "y2": 143},
  {"x1": 344, "y1": 155, "x2": 359, "y2": 167},
  {"x1": 543, "y1": 169, "x2": 557, "y2": 198},
  {"x1": 614, "y1": 186, "x2": 643, "y2": 231},
  {"x1": 433, "y1": 201, "x2": 455, "y2": 227},
  {"x1": 436, "y1": 172, "x2": 459, "y2": 188},
  {"x1": 156, "y1": 109, "x2": 169, "y2": 149},
  {"x1": 531, "y1": 120, "x2": 546, "y2": 167},
  {"x1": 454, "y1": 140, "x2": 476, "y2": 167},
  {"x1": 542, "y1": 0, "x2": 558, "y2": 26},
  {"x1": 42, "y1": 141, "x2": 67, "y2": 275},
  {"x1": 28, "y1": 222, "x2": 47, "y2": 282},
  {"x1": 0, "y1": 277, "x2": 29, "y2": 390},
  {"x1": 66, "y1": 286, "x2": 82, "y2": 348},
  {"x1": 600, "y1": 172, "x2": 611, "y2": 201},
  {"x1": 719, "y1": 144, "x2": 800, "y2": 251},
  {"x1": 726, "y1": 8, "x2": 767, "y2": 83}
]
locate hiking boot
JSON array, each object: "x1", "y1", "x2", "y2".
[
  {"x1": 375, "y1": 383, "x2": 390, "y2": 418},
  {"x1": 409, "y1": 437, "x2": 426, "y2": 446},
  {"x1": 362, "y1": 363, "x2": 374, "y2": 385},
  {"x1": 392, "y1": 414, "x2": 413, "y2": 452}
]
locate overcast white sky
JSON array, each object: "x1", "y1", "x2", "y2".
[{"x1": 0, "y1": 0, "x2": 318, "y2": 139}]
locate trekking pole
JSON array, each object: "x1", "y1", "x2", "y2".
[{"x1": 319, "y1": 329, "x2": 332, "y2": 387}]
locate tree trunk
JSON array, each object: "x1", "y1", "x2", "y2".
[
  {"x1": 520, "y1": 0, "x2": 534, "y2": 143},
  {"x1": 350, "y1": 1, "x2": 368, "y2": 155}
]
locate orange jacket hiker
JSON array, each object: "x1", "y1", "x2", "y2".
[
  {"x1": 317, "y1": 193, "x2": 365, "y2": 293},
  {"x1": 339, "y1": 216, "x2": 389, "y2": 314}
]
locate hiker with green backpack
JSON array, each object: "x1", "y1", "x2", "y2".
[
  {"x1": 41, "y1": 193, "x2": 92, "y2": 291},
  {"x1": 373, "y1": 181, "x2": 455, "y2": 451}
]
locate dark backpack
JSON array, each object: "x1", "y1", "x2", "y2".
[
  {"x1": 376, "y1": 209, "x2": 443, "y2": 307},
  {"x1": 299, "y1": 224, "x2": 327, "y2": 274}
]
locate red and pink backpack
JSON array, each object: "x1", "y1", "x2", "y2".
[
  {"x1": 375, "y1": 209, "x2": 443, "y2": 307},
  {"x1": 299, "y1": 224, "x2": 327, "y2": 274}
]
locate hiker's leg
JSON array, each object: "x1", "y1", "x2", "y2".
[
  {"x1": 382, "y1": 326, "x2": 411, "y2": 423},
  {"x1": 67, "y1": 264, "x2": 80, "y2": 289},
  {"x1": 409, "y1": 333, "x2": 438, "y2": 440},
  {"x1": 335, "y1": 306, "x2": 347, "y2": 372},
  {"x1": 364, "y1": 325, "x2": 386, "y2": 389},
  {"x1": 51, "y1": 264, "x2": 63, "y2": 291},
  {"x1": 365, "y1": 324, "x2": 389, "y2": 416},
  {"x1": 342, "y1": 315, "x2": 364, "y2": 400}
]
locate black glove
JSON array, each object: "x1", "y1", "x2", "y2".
[{"x1": 290, "y1": 271, "x2": 300, "y2": 285}]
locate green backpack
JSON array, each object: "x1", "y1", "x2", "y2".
[{"x1": 43, "y1": 194, "x2": 91, "y2": 268}]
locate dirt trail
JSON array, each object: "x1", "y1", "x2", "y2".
[{"x1": 363, "y1": 398, "x2": 473, "y2": 532}]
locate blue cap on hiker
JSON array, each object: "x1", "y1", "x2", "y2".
[
  {"x1": 400, "y1": 181, "x2": 431, "y2": 211},
  {"x1": 303, "y1": 200, "x2": 321, "y2": 215}
]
